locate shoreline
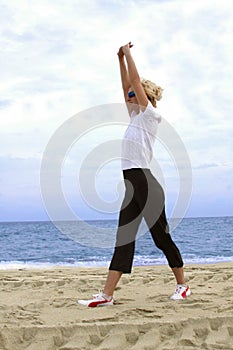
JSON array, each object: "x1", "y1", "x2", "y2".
[
  {"x1": 1, "y1": 262, "x2": 233, "y2": 349},
  {"x1": 1, "y1": 259, "x2": 233, "y2": 271}
]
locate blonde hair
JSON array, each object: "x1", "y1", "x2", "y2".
[{"x1": 141, "y1": 78, "x2": 163, "y2": 107}]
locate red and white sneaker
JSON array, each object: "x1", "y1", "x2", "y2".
[
  {"x1": 170, "y1": 284, "x2": 191, "y2": 300},
  {"x1": 78, "y1": 291, "x2": 114, "y2": 307}
]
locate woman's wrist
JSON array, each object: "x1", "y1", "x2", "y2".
[
  {"x1": 125, "y1": 51, "x2": 134, "y2": 65},
  {"x1": 124, "y1": 50, "x2": 132, "y2": 59}
]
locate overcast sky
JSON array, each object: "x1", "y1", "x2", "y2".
[{"x1": 0, "y1": 0, "x2": 232, "y2": 222}]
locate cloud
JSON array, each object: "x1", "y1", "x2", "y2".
[
  {"x1": 0, "y1": 0, "x2": 232, "y2": 220},
  {"x1": 0, "y1": 99, "x2": 12, "y2": 108},
  {"x1": 193, "y1": 163, "x2": 219, "y2": 170}
]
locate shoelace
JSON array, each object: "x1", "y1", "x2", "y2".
[
  {"x1": 93, "y1": 290, "x2": 103, "y2": 298},
  {"x1": 93, "y1": 290, "x2": 112, "y2": 301},
  {"x1": 174, "y1": 285, "x2": 183, "y2": 294}
]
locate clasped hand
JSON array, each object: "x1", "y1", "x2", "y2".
[{"x1": 117, "y1": 42, "x2": 133, "y2": 57}]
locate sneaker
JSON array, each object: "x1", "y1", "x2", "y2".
[
  {"x1": 78, "y1": 291, "x2": 114, "y2": 307},
  {"x1": 170, "y1": 284, "x2": 191, "y2": 300}
]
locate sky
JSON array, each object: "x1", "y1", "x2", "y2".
[{"x1": 0, "y1": 0, "x2": 232, "y2": 222}]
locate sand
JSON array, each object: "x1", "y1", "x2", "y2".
[{"x1": 0, "y1": 262, "x2": 233, "y2": 350}]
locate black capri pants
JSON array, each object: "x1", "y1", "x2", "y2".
[{"x1": 109, "y1": 168, "x2": 183, "y2": 273}]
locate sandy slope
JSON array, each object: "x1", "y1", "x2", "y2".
[{"x1": 0, "y1": 263, "x2": 233, "y2": 350}]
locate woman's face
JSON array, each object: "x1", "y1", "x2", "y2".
[
  {"x1": 127, "y1": 88, "x2": 137, "y2": 104},
  {"x1": 127, "y1": 88, "x2": 139, "y2": 115}
]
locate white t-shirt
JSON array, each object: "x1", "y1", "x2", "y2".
[{"x1": 121, "y1": 101, "x2": 161, "y2": 170}]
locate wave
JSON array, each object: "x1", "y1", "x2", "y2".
[{"x1": 1, "y1": 255, "x2": 233, "y2": 270}]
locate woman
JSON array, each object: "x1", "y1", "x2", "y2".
[{"x1": 78, "y1": 42, "x2": 190, "y2": 307}]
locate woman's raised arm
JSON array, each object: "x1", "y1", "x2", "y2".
[
  {"x1": 122, "y1": 42, "x2": 148, "y2": 111},
  {"x1": 117, "y1": 46, "x2": 131, "y2": 102}
]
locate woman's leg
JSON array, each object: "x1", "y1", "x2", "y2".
[
  {"x1": 148, "y1": 207, "x2": 184, "y2": 270},
  {"x1": 145, "y1": 205, "x2": 189, "y2": 297},
  {"x1": 107, "y1": 212, "x2": 142, "y2": 296},
  {"x1": 171, "y1": 267, "x2": 185, "y2": 284},
  {"x1": 136, "y1": 172, "x2": 185, "y2": 281},
  {"x1": 103, "y1": 270, "x2": 123, "y2": 296},
  {"x1": 106, "y1": 173, "x2": 143, "y2": 296},
  {"x1": 144, "y1": 201, "x2": 190, "y2": 298},
  {"x1": 78, "y1": 186, "x2": 142, "y2": 306}
]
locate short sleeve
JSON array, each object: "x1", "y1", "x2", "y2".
[{"x1": 142, "y1": 101, "x2": 161, "y2": 123}]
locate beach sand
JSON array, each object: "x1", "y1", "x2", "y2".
[{"x1": 0, "y1": 262, "x2": 233, "y2": 350}]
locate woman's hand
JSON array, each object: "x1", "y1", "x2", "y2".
[
  {"x1": 122, "y1": 42, "x2": 133, "y2": 56},
  {"x1": 117, "y1": 46, "x2": 124, "y2": 59}
]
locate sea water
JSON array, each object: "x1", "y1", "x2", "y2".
[{"x1": 0, "y1": 217, "x2": 232, "y2": 269}]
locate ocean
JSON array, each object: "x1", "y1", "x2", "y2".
[{"x1": 0, "y1": 217, "x2": 232, "y2": 269}]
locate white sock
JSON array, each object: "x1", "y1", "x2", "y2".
[{"x1": 102, "y1": 293, "x2": 112, "y2": 300}]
